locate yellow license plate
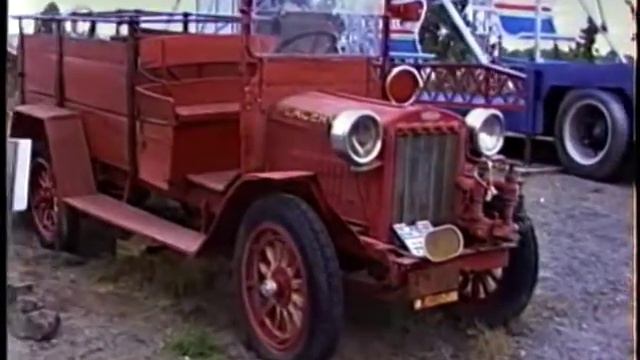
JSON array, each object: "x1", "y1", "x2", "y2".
[{"x1": 413, "y1": 290, "x2": 459, "y2": 311}]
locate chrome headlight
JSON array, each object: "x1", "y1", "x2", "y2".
[
  {"x1": 464, "y1": 108, "x2": 505, "y2": 157},
  {"x1": 330, "y1": 110, "x2": 383, "y2": 166}
]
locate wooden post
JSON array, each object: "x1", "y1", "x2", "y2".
[
  {"x1": 54, "y1": 19, "x2": 65, "y2": 107},
  {"x1": 123, "y1": 17, "x2": 140, "y2": 202},
  {"x1": 182, "y1": 12, "x2": 190, "y2": 33},
  {"x1": 18, "y1": 18, "x2": 26, "y2": 105},
  {"x1": 381, "y1": 0, "x2": 391, "y2": 86},
  {"x1": 533, "y1": 0, "x2": 542, "y2": 63},
  {"x1": 7, "y1": 140, "x2": 17, "y2": 235}
]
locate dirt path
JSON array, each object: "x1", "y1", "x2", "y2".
[{"x1": 7, "y1": 173, "x2": 634, "y2": 360}]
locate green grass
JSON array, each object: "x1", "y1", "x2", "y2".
[
  {"x1": 467, "y1": 323, "x2": 513, "y2": 360},
  {"x1": 94, "y1": 246, "x2": 218, "y2": 298},
  {"x1": 165, "y1": 327, "x2": 223, "y2": 360}
]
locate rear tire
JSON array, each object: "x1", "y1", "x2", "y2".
[
  {"x1": 233, "y1": 193, "x2": 343, "y2": 360},
  {"x1": 28, "y1": 153, "x2": 79, "y2": 252},
  {"x1": 555, "y1": 89, "x2": 630, "y2": 181}
]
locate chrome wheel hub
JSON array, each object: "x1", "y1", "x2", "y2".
[
  {"x1": 260, "y1": 278, "x2": 278, "y2": 298},
  {"x1": 563, "y1": 99, "x2": 611, "y2": 166}
]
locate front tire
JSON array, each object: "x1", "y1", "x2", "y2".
[
  {"x1": 555, "y1": 89, "x2": 630, "y2": 181},
  {"x1": 452, "y1": 196, "x2": 539, "y2": 327},
  {"x1": 233, "y1": 193, "x2": 343, "y2": 360}
]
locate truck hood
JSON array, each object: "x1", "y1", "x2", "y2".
[{"x1": 271, "y1": 91, "x2": 446, "y2": 126}]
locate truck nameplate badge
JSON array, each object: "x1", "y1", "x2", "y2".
[{"x1": 392, "y1": 220, "x2": 434, "y2": 257}]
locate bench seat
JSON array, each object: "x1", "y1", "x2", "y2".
[{"x1": 175, "y1": 102, "x2": 241, "y2": 123}]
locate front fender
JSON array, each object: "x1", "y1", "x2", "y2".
[{"x1": 198, "y1": 171, "x2": 368, "y2": 260}]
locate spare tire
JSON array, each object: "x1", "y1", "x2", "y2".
[{"x1": 555, "y1": 89, "x2": 630, "y2": 181}]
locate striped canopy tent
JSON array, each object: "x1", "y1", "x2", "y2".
[
  {"x1": 388, "y1": 0, "x2": 428, "y2": 52},
  {"x1": 388, "y1": 0, "x2": 436, "y2": 63},
  {"x1": 495, "y1": 1, "x2": 576, "y2": 41}
]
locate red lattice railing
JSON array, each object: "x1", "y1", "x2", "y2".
[{"x1": 412, "y1": 63, "x2": 527, "y2": 111}]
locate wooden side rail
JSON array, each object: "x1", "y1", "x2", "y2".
[{"x1": 138, "y1": 34, "x2": 278, "y2": 69}]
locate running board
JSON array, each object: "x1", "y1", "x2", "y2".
[
  {"x1": 505, "y1": 132, "x2": 555, "y2": 142},
  {"x1": 63, "y1": 194, "x2": 205, "y2": 256}
]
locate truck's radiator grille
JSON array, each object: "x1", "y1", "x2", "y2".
[{"x1": 392, "y1": 130, "x2": 460, "y2": 226}]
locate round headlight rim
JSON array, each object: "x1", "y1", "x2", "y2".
[
  {"x1": 385, "y1": 65, "x2": 424, "y2": 106},
  {"x1": 465, "y1": 108, "x2": 506, "y2": 157},
  {"x1": 330, "y1": 109, "x2": 384, "y2": 167}
]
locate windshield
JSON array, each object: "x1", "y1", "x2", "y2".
[{"x1": 251, "y1": 0, "x2": 385, "y2": 57}]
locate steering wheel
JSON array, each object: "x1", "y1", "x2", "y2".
[{"x1": 275, "y1": 31, "x2": 339, "y2": 54}]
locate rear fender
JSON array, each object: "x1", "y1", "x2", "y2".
[
  {"x1": 200, "y1": 171, "x2": 368, "y2": 262},
  {"x1": 9, "y1": 105, "x2": 96, "y2": 198},
  {"x1": 9, "y1": 110, "x2": 48, "y2": 148}
]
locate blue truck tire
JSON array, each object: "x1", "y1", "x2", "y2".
[{"x1": 554, "y1": 89, "x2": 630, "y2": 181}]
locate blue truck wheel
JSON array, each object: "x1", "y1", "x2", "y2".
[{"x1": 554, "y1": 89, "x2": 630, "y2": 181}]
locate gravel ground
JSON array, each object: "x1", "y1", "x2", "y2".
[{"x1": 7, "y1": 173, "x2": 635, "y2": 360}]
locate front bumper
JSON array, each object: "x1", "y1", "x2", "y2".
[
  {"x1": 351, "y1": 235, "x2": 514, "y2": 307},
  {"x1": 346, "y1": 160, "x2": 522, "y2": 308}
]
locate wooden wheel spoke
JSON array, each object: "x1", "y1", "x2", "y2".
[
  {"x1": 38, "y1": 173, "x2": 50, "y2": 188},
  {"x1": 471, "y1": 274, "x2": 481, "y2": 299},
  {"x1": 287, "y1": 305, "x2": 303, "y2": 328},
  {"x1": 459, "y1": 272, "x2": 470, "y2": 294},
  {"x1": 260, "y1": 298, "x2": 277, "y2": 320},
  {"x1": 258, "y1": 261, "x2": 271, "y2": 277},
  {"x1": 291, "y1": 278, "x2": 303, "y2": 292},
  {"x1": 459, "y1": 268, "x2": 506, "y2": 301},
  {"x1": 265, "y1": 246, "x2": 277, "y2": 270},
  {"x1": 290, "y1": 292, "x2": 304, "y2": 309},
  {"x1": 273, "y1": 241, "x2": 284, "y2": 265},
  {"x1": 263, "y1": 230, "x2": 280, "y2": 245},
  {"x1": 479, "y1": 273, "x2": 492, "y2": 297},
  {"x1": 487, "y1": 269, "x2": 501, "y2": 284},
  {"x1": 278, "y1": 245, "x2": 289, "y2": 268},
  {"x1": 273, "y1": 306, "x2": 285, "y2": 332},
  {"x1": 44, "y1": 210, "x2": 56, "y2": 226},
  {"x1": 280, "y1": 308, "x2": 295, "y2": 336}
]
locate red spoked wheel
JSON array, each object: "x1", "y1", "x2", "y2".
[
  {"x1": 28, "y1": 156, "x2": 77, "y2": 251},
  {"x1": 450, "y1": 202, "x2": 538, "y2": 327},
  {"x1": 459, "y1": 269, "x2": 503, "y2": 301},
  {"x1": 29, "y1": 157, "x2": 60, "y2": 248},
  {"x1": 241, "y1": 223, "x2": 309, "y2": 354},
  {"x1": 233, "y1": 194, "x2": 343, "y2": 360}
]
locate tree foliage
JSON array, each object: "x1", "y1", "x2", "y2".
[
  {"x1": 417, "y1": 3, "x2": 634, "y2": 64},
  {"x1": 576, "y1": 16, "x2": 600, "y2": 62},
  {"x1": 419, "y1": 0, "x2": 472, "y2": 62}
]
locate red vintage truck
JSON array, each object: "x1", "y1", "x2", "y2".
[{"x1": 10, "y1": 2, "x2": 538, "y2": 359}]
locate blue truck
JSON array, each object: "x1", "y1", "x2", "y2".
[
  {"x1": 389, "y1": 0, "x2": 635, "y2": 181},
  {"x1": 501, "y1": 60, "x2": 633, "y2": 180}
]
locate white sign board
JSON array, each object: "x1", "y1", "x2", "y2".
[{"x1": 7, "y1": 138, "x2": 32, "y2": 212}]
